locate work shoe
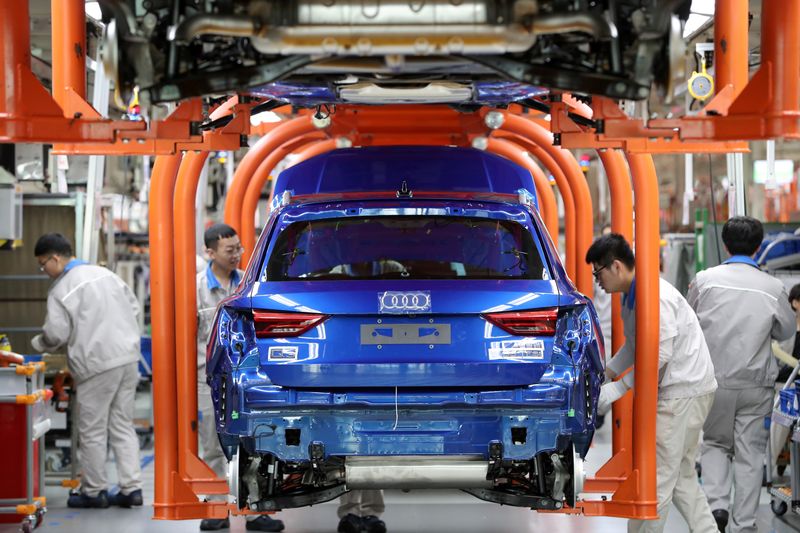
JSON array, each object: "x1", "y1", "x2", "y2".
[
  {"x1": 199, "y1": 518, "x2": 230, "y2": 531},
  {"x1": 363, "y1": 515, "x2": 387, "y2": 533},
  {"x1": 245, "y1": 515, "x2": 285, "y2": 531},
  {"x1": 67, "y1": 489, "x2": 110, "y2": 509},
  {"x1": 337, "y1": 513, "x2": 363, "y2": 533},
  {"x1": 109, "y1": 489, "x2": 143, "y2": 508},
  {"x1": 712, "y1": 509, "x2": 728, "y2": 532}
]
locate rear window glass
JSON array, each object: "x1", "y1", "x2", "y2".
[{"x1": 265, "y1": 216, "x2": 549, "y2": 281}]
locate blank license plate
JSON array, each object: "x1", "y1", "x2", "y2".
[{"x1": 360, "y1": 324, "x2": 451, "y2": 345}]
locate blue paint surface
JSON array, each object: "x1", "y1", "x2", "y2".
[{"x1": 206, "y1": 146, "x2": 603, "y2": 464}]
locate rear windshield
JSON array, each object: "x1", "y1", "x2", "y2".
[{"x1": 265, "y1": 216, "x2": 549, "y2": 281}]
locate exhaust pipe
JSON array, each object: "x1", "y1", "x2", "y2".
[
  {"x1": 168, "y1": 5, "x2": 613, "y2": 55},
  {"x1": 345, "y1": 456, "x2": 493, "y2": 489}
]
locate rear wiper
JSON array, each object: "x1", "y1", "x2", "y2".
[
  {"x1": 503, "y1": 249, "x2": 529, "y2": 258},
  {"x1": 282, "y1": 248, "x2": 306, "y2": 266},
  {"x1": 503, "y1": 249, "x2": 529, "y2": 273}
]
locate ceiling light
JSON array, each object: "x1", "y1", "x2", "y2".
[
  {"x1": 85, "y1": 1, "x2": 102, "y2": 21},
  {"x1": 250, "y1": 111, "x2": 282, "y2": 126},
  {"x1": 683, "y1": 13, "x2": 712, "y2": 38}
]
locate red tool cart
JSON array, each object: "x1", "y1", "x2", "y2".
[{"x1": 0, "y1": 350, "x2": 51, "y2": 532}]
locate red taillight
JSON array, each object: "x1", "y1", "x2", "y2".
[
  {"x1": 253, "y1": 311, "x2": 328, "y2": 338},
  {"x1": 482, "y1": 309, "x2": 559, "y2": 336}
]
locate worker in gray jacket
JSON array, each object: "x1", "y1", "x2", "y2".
[
  {"x1": 31, "y1": 233, "x2": 143, "y2": 509},
  {"x1": 588, "y1": 234, "x2": 718, "y2": 533},
  {"x1": 195, "y1": 224, "x2": 284, "y2": 532},
  {"x1": 688, "y1": 216, "x2": 796, "y2": 533}
]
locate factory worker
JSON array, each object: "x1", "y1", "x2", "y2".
[
  {"x1": 688, "y1": 216, "x2": 795, "y2": 533},
  {"x1": 587, "y1": 233, "x2": 718, "y2": 533},
  {"x1": 31, "y1": 233, "x2": 143, "y2": 508},
  {"x1": 196, "y1": 224, "x2": 285, "y2": 532}
]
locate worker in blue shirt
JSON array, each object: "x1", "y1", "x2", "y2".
[
  {"x1": 196, "y1": 224, "x2": 284, "y2": 532},
  {"x1": 688, "y1": 216, "x2": 796, "y2": 533},
  {"x1": 32, "y1": 233, "x2": 143, "y2": 509}
]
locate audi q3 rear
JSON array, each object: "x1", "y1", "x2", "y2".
[{"x1": 206, "y1": 146, "x2": 604, "y2": 512}]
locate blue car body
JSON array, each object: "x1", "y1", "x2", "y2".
[{"x1": 207, "y1": 146, "x2": 604, "y2": 511}]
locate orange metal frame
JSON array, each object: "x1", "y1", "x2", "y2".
[
  {"x1": 0, "y1": 1, "x2": 251, "y2": 153},
  {"x1": 3, "y1": 0, "x2": 795, "y2": 523},
  {"x1": 485, "y1": 138, "x2": 559, "y2": 241},
  {"x1": 492, "y1": 131, "x2": 578, "y2": 281}
]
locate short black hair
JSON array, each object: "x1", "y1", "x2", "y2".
[
  {"x1": 204, "y1": 223, "x2": 238, "y2": 250},
  {"x1": 721, "y1": 216, "x2": 763, "y2": 256},
  {"x1": 585, "y1": 233, "x2": 635, "y2": 269},
  {"x1": 789, "y1": 283, "x2": 800, "y2": 304},
  {"x1": 34, "y1": 233, "x2": 73, "y2": 257}
]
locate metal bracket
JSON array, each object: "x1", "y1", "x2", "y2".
[{"x1": 461, "y1": 55, "x2": 649, "y2": 100}]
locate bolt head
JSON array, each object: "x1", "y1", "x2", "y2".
[
  {"x1": 312, "y1": 115, "x2": 331, "y2": 129},
  {"x1": 471, "y1": 136, "x2": 489, "y2": 150},
  {"x1": 484, "y1": 111, "x2": 505, "y2": 130}
]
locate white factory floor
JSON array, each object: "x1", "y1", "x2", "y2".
[{"x1": 4, "y1": 421, "x2": 800, "y2": 533}]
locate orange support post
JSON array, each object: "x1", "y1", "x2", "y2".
[
  {"x1": 758, "y1": 0, "x2": 800, "y2": 136},
  {"x1": 224, "y1": 115, "x2": 321, "y2": 234},
  {"x1": 597, "y1": 149, "x2": 634, "y2": 459},
  {"x1": 493, "y1": 112, "x2": 594, "y2": 296},
  {"x1": 493, "y1": 131, "x2": 577, "y2": 281},
  {"x1": 173, "y1": 152, "x2": 210, "y2": 469},
  {"x1": 580, "y1": 153, "x2": 659, "y2": 520},
  {"x1": 714, "y1": 0, "x2": 749, "y2": 99},
  {"x1": 627, "y1": 152, "x2": 660, "y2": 516},
  {"x1": 149, "y1": 154, "x2": 181, "y2": 519},
  {"x1": 240, "y1": 134, "x2": 327, "y2": 260},
  {"x1": 485, "y1": 138, "x2": 559, "y2": 242},
  {"x1": 0, "y1": 1, "x2": 34, "y2": 116},
  {"x1": 50, "y1": 0, "x2": 86, "y2": 116}
]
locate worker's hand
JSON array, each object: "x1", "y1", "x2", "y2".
[
  {"x1": 31, "y1": 334, "x2": 45, "y2": 353},
  {"x1": 597, "y1": 380, "x2": 629, "y2": 416}
]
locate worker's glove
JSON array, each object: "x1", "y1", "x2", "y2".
[
  {"x1": 597, "y1": 379, "x2": 630, "y2": 415},
  {"x1": 31, "y1": 334, "x2": 45, "y2": 353}
]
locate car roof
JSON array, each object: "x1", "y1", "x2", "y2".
[{"x1": 273, "y1": 146, "x2": 539, "y2": 208}]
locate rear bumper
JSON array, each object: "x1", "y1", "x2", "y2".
[{"x1": 216, "y1": 376, "x2": 595, "y2": 461}]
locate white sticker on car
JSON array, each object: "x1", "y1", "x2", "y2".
[
  {"x1": 268, "y1": 346, "x2": 299, "y2": 361},
  {"x1": 488, "y1": 339, "x2": 546, "y2": 360}
]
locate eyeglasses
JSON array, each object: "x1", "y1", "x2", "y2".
[
  {"x1": 591, "y1": 263, "x2": 610, "y2": 279},
  {"x1": 38, "y1": 256, "x2": 56, "y2": 272},
  {"x1": 219, "y1": 245, "x2": 245, "y2": 256}
]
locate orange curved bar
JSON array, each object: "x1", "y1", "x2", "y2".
[
  {"x1": 149, "y1": 153, "x2": 182, "y2": 517},
  {"x1": 626, "y1": 152, "x2": 660, "y2": 515},
  {"x1": 493, "y1": 131, "x2": 577, "y2": 280},
  {"x1": 486, "y1": 138, "x2": 559, "y2": 241},
  {"x1": 265, "y1": 138, "x2": 339, "y2": 208},
  {"x1": 224, "y1": 115, "x2": 319, "y2": 233},
  {"x1": 173, "y1": 151, "x2": 210, "y2": 470},
  {"x1": 240, "y1": 134, "x2": 327, "y2": 261},
  {"x1": 292, "y1": 138, "x2": 343, "y2": 166},
  {"x1": 499, "y1": 113, "x2": 594, "y2": 296},
  {"x1": 598, "y1": 149, "x2": 634, "y2": 457}
]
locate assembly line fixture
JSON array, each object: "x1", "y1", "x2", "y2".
[{"x1": 1, "y1": 0, "x2": 797, "y2": 523}]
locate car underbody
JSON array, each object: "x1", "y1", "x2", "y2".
[{"x1": 96, "y1": 0, "x2": 690, "y2": 105}]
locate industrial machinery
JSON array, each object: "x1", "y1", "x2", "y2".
[{"x1": 94, "y1": 0, "x2": 691, "y2": 105}]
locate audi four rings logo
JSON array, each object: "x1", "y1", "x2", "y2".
[{"x1": 379, "y1": 291, "x2": 432, "y2": 313}]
